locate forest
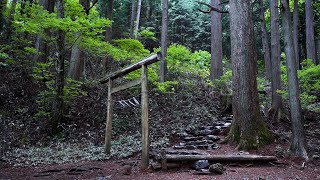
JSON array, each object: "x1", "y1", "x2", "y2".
[{"x1": 0, "y1": 0, "x2": 320, "y2": 179}]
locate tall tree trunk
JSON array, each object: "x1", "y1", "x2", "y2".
[
  {"x1": 269, "y1": 0, "x2": 283, "y2": 120},
  {"x1": 305, "y1": 0, "x2": 316, "y2": 64},
  {"x1": 68, "y1": 0, "x2": 89, "y2": 80},
  {"x1": 259, "y1": 0, "x2": 271, "y2": 81},
  {"x1": 160, "y1": 0, "x2": 168, "y2": 82},
  {"x1": 210, "y1": 0, "x2": 223, "y2": 81},
  {"x1": 281, "y1": 0, "x2": 308, "y2": 160},
  {"x1": 0, "y1": 0, "x2": 7, "y2": 35},
  {"x1": 105, "y1": 0, "x2": 113, "y2": 42},
  {"x1": 53, "y1": 0, "x2": 65, "y2": 135},
  {"x1": 134, "y1": 0, "x2": 142, "y2": 39},
  {"x1": 68, "y1": 31, "x2": 84, "y2": 80},
  {"x1": 317, "y1": 38, "x2": 320, "y2": 64},
  {"x1": 145, "y1": 0, "x2": 151, "y2": 20},
  {"x1": 33, "y1": 0, "x2": 53, "y2": 63},
  {"x1": 226, "y1": 0, "x2": 272, "y2": 150},
  {"x1": 130, "y1": 0, "x2": 136, "y2": 39},
  {"x1": 6, "y1": 0, "x2": 18, "y2": 41},
  {"x1": 293, "y1": 0, "x2": 299, "y2": 69},
  {"x1": 103, "y1": 0, "x2": 114, "y2": 71}
]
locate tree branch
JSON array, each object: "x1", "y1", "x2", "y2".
[
  {"x1": 88, "y1": 0, "x2": 98, "y2": 12},
  {"x1": 219, "y1": 0, "x2": 229, "y2": 5},
  {"x1": 196, "y1": 1, "x2": 229, "y2": 14},
  {"x1": 197, "y1": 8, "x2": 211, "y2": 14}
]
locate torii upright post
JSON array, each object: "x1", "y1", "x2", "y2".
[{"x1": 141, "y1": 64, "x2": 149, "y2": 169}]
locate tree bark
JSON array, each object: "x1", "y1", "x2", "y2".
[
  {"x1": 53, "y1": 0, "x2": 65, "y2": 135},
  {"x1": 105, "y1": 0, "x2": 113, "y2": 42},
  {"x1": 68, "y1": 0, "x2": 89, "y2": 80},
  {"x1": 305, "y1": 0, "x2": 316, "y2": 64},
  {"x1": 259, "y1": 0, "x2": 271, "y2": 81},
  {"x1": 269, "y1": 0, "x2": 283, "y2": 120},
  {"x1": 130, "y1": 0, "x2": 136, "y2": 39},
  {"x1": 134, "y1": 0, "x2": 142, "y2": 39},
  {"x1": 281, "y1": 0, "x2": 308, "y2": 160},
  {"x1": 210, "y1": 0, "x2": 223, "y2": 81},
  {"x1": 293, "y1": 0, "x2": 299, "y2": 69},
  {"x1": 6, "y1": 0, "x2": 18, "y2": 41},
  {"x1": 0, "y1": 0, "x2": 7, "y2": 35},
  {"x1": 317, "y1": 38, "x2": 320, "y2": 64},
  {"x1": 33, "y1": 0, "x2": 54, "y2": 63},
  {"x1": 226, "y1": 0, "x2": 272, "y2": 150},
  {"x1": 160, "y1": 0, "x2": 168, "y2": 82},
  {"x1": 68, "y1": 31, "x2": 84, "y2": 81}
]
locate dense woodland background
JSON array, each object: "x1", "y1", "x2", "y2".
[{"x1": 0, "y1": 0, "x2": 320, "y2": 167}]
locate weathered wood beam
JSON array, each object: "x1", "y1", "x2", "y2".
[
  {"x1": 100, "y1": 52, "x2": 162, "y2": 83},
  {"x1": 104, "y1": 79, "x2": 113, "y2": 154},
  {"x1": 111, "y1": 79, "x2": 141, "y2": 94},
  {"x1": 165, "y1": 154, "x2": 277, "y2": 162},
  {"x1": 141, "y1": 64, "x2": 149, "y2": 169}
]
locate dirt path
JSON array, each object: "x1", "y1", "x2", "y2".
[{"x1": 1, "y1": 157, "x2": 320, "y2": 180}]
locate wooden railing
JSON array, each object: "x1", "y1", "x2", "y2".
[{"x1": 100, "y1": 52, "x2": 162, "y2": 169}]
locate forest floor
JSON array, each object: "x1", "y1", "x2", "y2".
[{"x1": 1, "y1": 119, "x2": 320, "y2": 179}]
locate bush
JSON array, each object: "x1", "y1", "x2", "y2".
[{"x1": 280, "y1": 59, "x2": 320, "y2": 112}]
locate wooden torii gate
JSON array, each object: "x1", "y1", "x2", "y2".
[{"x1": 100, "y1": 53, "x2": 162, "y2": 169}]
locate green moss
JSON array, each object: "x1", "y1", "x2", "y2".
[{"x1": 226, "y1": 117, "x2": 273, "y2": 150}]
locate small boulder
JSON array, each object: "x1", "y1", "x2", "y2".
[
  {"x1": 191, "y1": 160, "x2": 209, "y2": 170},
  {"x1": 151, "y1": 162, "x2": 162, "y2": 170},
  {"x1": 312, "y1": 155, "x2": 320, "y2": 160},
  {"x1": 209, "y1": 163, "x2": 225, "y2": 174},
  {"x1": 206, "y1": 135, "x2": 220, "y2": 142}
]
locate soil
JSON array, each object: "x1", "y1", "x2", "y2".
[
  {"x1": 0, "y1": 125, "x2": 320, "y2": 180},
  {"x1": 1, "y1": 135, "x2": 320, "y2": 180}
]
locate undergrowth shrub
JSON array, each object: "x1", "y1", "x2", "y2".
[{"x1": 279, "y1": 59, "x2": 320, "y2": 112}]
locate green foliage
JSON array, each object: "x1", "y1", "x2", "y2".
[
  {"x1": 280, "y1": 59, "x2": 320, "y2": 112},
  {"x1": 154, "y1": 81, "x2": 178, "y2": 93},
  {"x1": 32, "y1": 62, "x2": 87, "y2": 119},
  {"x1": 157, "y1": 44, "x2": 210, "y2": 77},
  {"x1": 13, "y1": 0, "x2": 111, "y2": 57},
  {"x1": 212, "y1": 69, "x2": 232, "y2": 95},
  {"x1": 113, "y1": 39, "x2": 150, "y2": 61},
  {"x1": 139, "y1": 27, "x2": 157, "y2": 41}
]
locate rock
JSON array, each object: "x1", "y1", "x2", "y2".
[
  {"x1": 173, "y1": 143, "x2": 185, "y2": 149},
  {"x1": 151, "y1": 162, "x2": 162, "y2": 170},
  {"x1": 185, "y1": 145, "x2": 196, "y2": 150},
  {"x1": 208, "y1": 144, "x2": 220, "y2": 150},
  {"x1": 177, "y1": 132, "x2": 189, "y2": 137},
  {"x1": 191, "y1": 160, "x2": 209, "y2": 170},
  {"x1": 223, "y1": 123, "x2": 232, "y2": 128},
  {"x1": 197, "y1": 145, "x2": 209, "y2": 149},
  {"x1": 274, "y1": 145, "x2": 285, "y2": 157},
  {"x1": 185, "y1": 126, "x2": 196, "y2": 134},
  {"x1": 183, "y1": 136, "x2": 200, "y2": 141},
  {"x1": 209, "y1": 163, "x2": 226, "y2": 174},
  {"x1": 121, "y1": 165, "x2": 132, "y2": 175},
  {"x1": 312, "y1": 155, "x2": 320, "y2": 160},
  {"x1": 206, "y1": 135, "x2": 220, "y2": 142}
]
